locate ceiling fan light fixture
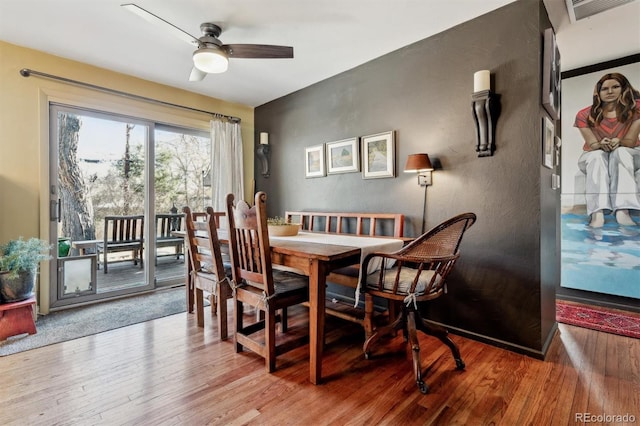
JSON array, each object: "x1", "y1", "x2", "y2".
[{"x1": 193, "y1": 47, "x2": 229, "y2": 73}]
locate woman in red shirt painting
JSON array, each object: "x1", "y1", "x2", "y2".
[{"x1": 575, "y1": 72, "x2": 640, "y2": 228}]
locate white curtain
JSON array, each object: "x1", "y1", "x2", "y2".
[{"x1": 210, "y1": 118, "x2": 244, "y2": 213}]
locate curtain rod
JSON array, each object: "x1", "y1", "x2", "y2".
[{"x1": 19, "y1": 68, "x2": 241, "y2": 123}]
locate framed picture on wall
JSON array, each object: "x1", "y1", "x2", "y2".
[
  {"x1": 542, "y1": 27, "x2": 561, "y2": 120},
  {"x1": 554, "y1": 136, "x2": 562, "y2": 169},
  {"x1": 362, "y1": 131, "x2": 395, "y2": 179},
  {"x1": 326, "y1": 137, "x2": 359, "y2": 174},
  {"x1": 542, "y1": 116, "x2": 554, "y2": 169},
  {"x1": 305, "y1": 144, "x2": 326, "y2": 178}
]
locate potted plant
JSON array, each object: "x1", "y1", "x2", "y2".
[
  {"x1": 0, "y1": 237, "x2": 52, "y2": 303},
  {"x1": 267, "y1": 216, "x2": 301, "y2": 237}
]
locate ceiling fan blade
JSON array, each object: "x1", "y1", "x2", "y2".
[
  {"x1": 189, "y1": 67, "x2": 207, "y2": 81},
  {"x1": 121, "y1": 3, "x2": 199, "y2": 46},
  {"x1": 224, "y1": 44, "x2": 293, "y2": 59}
]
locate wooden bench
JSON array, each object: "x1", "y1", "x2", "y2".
[
  {"x1": 285, "y1": 211, "x2": 405, "y2": 325},
  {"x1": 156, "y1": 213, "x2": 185, "y2": 262},
  {"x1": 102, "y1": 215, "x2": 144, "y2": 274},
  {"x1": 285, "y1": 211, "x2": 404, "y2": 237}
]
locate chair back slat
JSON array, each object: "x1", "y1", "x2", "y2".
[
  {"x1": 226, "y1": 192, "x2": 275, "y2": 296},
  {"x1": 183, "y1": 206, "x2": 225, "y2": 279},
  {"x1": 156, "y1": 214, "x2": 184, "y2": 237},
  {"x1": 104, "y1": 215, "x2": 145, "y2": 243}
]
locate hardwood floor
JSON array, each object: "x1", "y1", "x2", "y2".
[{"x1": 1, "y1": 304, "x2": 638, "y2": 425}]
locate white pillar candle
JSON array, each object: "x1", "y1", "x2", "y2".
[
  {"x1": 473, "y1": 70, "x2": 490, "y2": 92},
  {"x1": 259, "y1": 132, "x2": 269, "y2": 145}
]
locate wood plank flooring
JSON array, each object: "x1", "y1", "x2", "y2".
[{"x1": 0, "y1": 304, "x2": 638, "y2": 425}]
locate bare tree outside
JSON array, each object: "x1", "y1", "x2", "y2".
[
  {"x1": 155, "y1": 132, "x2": 211, "y2": 212},
  {"x1": 122, "y1": 123, "x2": 135, "y2": 215},
  {"x1": 60, "y1": 115, "x2": 211, "y2": 240},
  {"x1": 58, "y1": 113, "x2": 96, "y2": 242}
]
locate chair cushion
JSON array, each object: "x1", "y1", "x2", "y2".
[
  {"x1": 195, "y1": 262, "x2": 233, "y2": 294},
  {"x1": 365, "y1": 267, "x2": 441, "y2": 296},
  {"x1": 272, "y1": 270, "x2": 309, "y2": 293},
  {"x1": 244, "y1": 270, "x2": 308, "y2": 294},
  {"x1": 199, "y1": 262, "x2": 232, "y2": 278}
]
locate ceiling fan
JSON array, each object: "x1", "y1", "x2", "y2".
[{"x1": 121, "y1": 3, "x2": 294, "y2": 81}]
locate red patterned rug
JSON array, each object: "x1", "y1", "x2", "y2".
[{"x1": 556, "y1": 300, "x2": 640, "y2": 339}]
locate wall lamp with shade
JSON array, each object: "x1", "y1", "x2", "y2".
[
  {"x1": 405, "y1": 153, "x2": 434, "y2": 234},
  {"x1": 404, "y1": 153, "x2": 434, "y2": 186},
  {"x1": 472, "y1": 70, "x2": 499, "y2": 157},
  {"x1": 256, "y1": 132, "x2": 271, "y2": 178}
]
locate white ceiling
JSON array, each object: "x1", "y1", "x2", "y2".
[{"x1": 1, "y1": 0, "x2": 638, "y2": 107}]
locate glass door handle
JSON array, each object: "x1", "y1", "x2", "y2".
[{"x1": 50, "y1": 199, "x2": 61, "y2": 222}]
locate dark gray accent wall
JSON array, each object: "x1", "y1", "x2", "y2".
[{"x1": 255, "y1": 0, "x2": 559, "y2": 357}]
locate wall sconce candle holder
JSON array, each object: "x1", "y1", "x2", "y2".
[
  {"x1": 256, "y1": 144, "x2": 271, "y2": 178},
  {"x1": 471, "y1": 70, "x2": 500, "y2": 157}
]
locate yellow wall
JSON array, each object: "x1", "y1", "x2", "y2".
[{"x1": 0, "y1": 40, "x2": 254, "y2": 311}]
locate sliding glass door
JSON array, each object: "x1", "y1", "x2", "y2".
[
  {"x1": 153, "y1": 125, "x2": 212, "y2": 285},
  {"x1": 48, "y1": 104, "x2": 211, "y2": 309}
]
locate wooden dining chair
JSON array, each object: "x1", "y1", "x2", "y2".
[
  {"x1": 225, "y1": 192, "x2": 310, "y2": 372},
  {"x1": 183, "y1": 206, "x2": 232, "y2": 340},
  {"x1": 361, "y1": 212, "x2": 476, "y2": 394}
]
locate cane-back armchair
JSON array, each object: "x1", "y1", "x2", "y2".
[{"x1": 361, "y1": 212, "x2": 476, "y2": 393}]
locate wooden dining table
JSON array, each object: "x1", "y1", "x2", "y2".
[{"x1": 178, "y1": 229, "x2": 402, "y2": 385}]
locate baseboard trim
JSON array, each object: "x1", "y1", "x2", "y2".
[
  {"x1": 434, "y1": 321, "x2": 550, "y2": 360},
  {"x1": 557, "y1": 294, "x2": 640, "y2": 314}
]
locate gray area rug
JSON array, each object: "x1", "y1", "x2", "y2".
[{"x1": 0, "y1": 286, "x2": 187, "y2": 356}]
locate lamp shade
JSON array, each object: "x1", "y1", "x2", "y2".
[
  {"x1": 404, "y1": 154, "x2": 433, "y2": 172},
  {"x1": 193, "y1": 46, "x2": 229, "y2": 74}
]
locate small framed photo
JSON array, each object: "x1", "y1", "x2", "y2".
[
  {"x1": 554, "y1": 136, "x2": 562, "y2": 169},
  {"x1": 326, "y1": 137, "x2": 359, "y2": 174},
  {"x1": 305, "y1": 144, "x2": 326, "y2": 178},
  {"x1": 362, "y1": 131, "x2": 395, "y2": 179},
  {"x1": 542, "y1": 28, "x2": 561, "y2": 120},
  {"x1": 542, "y1": 116, "x2": 554, "y2": 169}
]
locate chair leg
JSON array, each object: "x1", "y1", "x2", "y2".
[
  {"x1": 217, "y1": 282, "x2": 229, "y2": 341},
  {"x1": 415, "y1": 311, "x2": 465, "y2": 370},
  {"x1": 363, "y1": 307, "x2": 405, "y2": 359},
  {"x1": 363, "y1": 293, "x2": 380, "y2": 359},
  {"x1": 387, "y1": 300, "x2": 400, "y2": 329},
  {"x1": 234, "y1": 299, "x2": 244, "y2": 353},
  {"x1": 211, "y1": 294, "x2": 218, "y2": 317},
  {"x1": 406, "y1": 310, "x2": 428, "y2": 394},
  {"x1": 363, "y1": 294, "x2": 375, "y2": 340},
  {"x1": 265, "y1": 309, "x2": 277, "y2": 373},
  {"x1": 281, "y1": 308, "x2": 288, "y2": 332},
  {"x1": 187, "y1": 273, "x2": 195, "y2": 314},
  {"x1": 195, "y1": 288, "x2": 205, "y2": 328}
]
